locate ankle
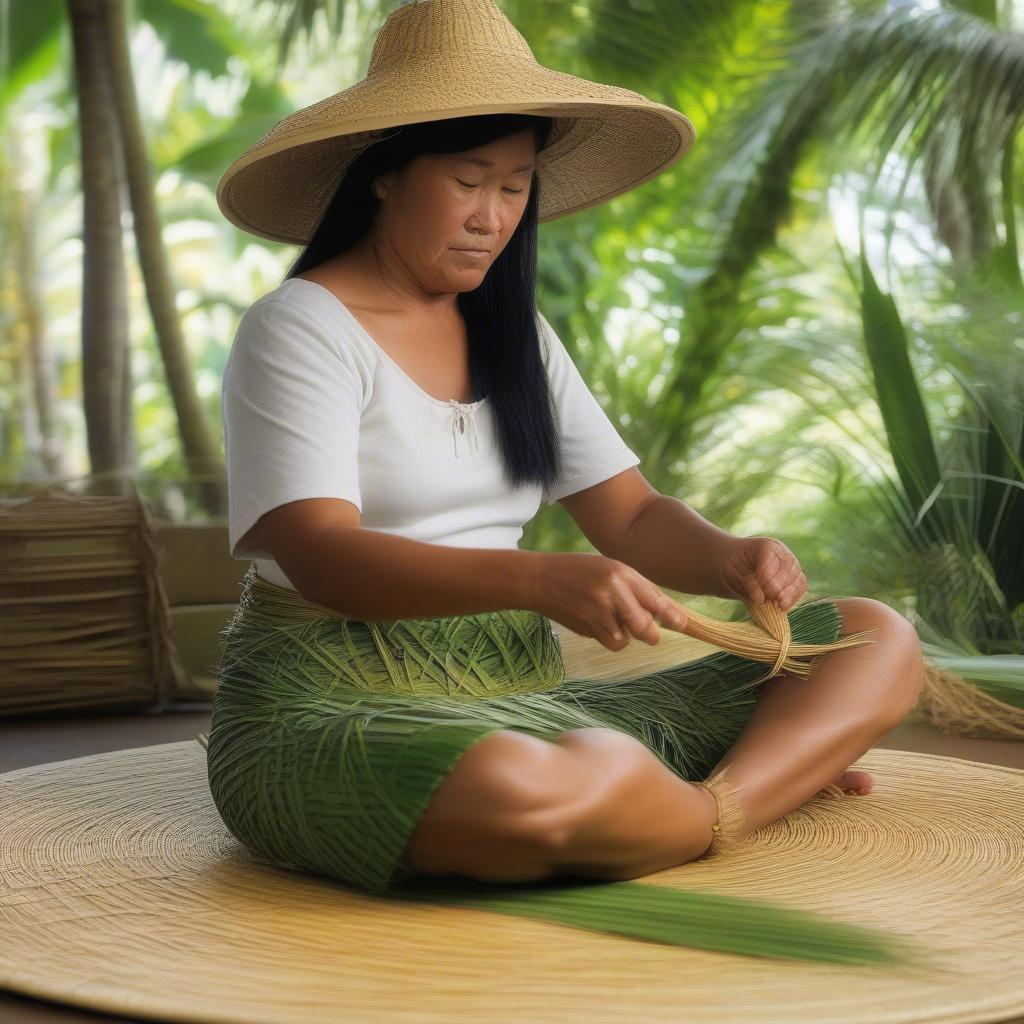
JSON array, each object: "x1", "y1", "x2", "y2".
[
  {"x1": 691, "y1": 765, "x2": 749, "y2": 858},
  {"x1": 690, "y1": 782, "x2": 720, "y2": 856},
  {"x1": 691, "y1": 782, "x2": 719, "y2": 829}
]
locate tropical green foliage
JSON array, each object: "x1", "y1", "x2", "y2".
[{"x1": 2, "y1": 0, "x2": 1022, "y2": 680}]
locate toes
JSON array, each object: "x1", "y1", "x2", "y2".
[{"x1": 834, "y1": 769, "x2": 873, "y2": 795}]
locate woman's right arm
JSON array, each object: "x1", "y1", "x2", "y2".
[
  {"x1": 258, "y1": 497, "x2": 688, "y2": 648},
  {"x1": 257, "y1": 497, "x2": 544, "y2": 621}
]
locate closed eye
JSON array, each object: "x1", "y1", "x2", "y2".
[{"x1": 456, "y1": 179, "x2": 524, "y2": 194}]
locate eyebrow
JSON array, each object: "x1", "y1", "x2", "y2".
[{"x1": 456, "y1": 157, "x2": 536, "y2": 173}]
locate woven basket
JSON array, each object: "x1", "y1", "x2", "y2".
[{"x1": 0, "y1": 485, "x2": 188, "y2": 717}]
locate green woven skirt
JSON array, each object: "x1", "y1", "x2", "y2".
[{"x1": 206, "y1": 564, "x2": 844, "y2": 896}]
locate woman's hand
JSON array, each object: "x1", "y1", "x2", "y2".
[
  {"x1": 526, "y1": 552, "x2": 690, "y2": 651},
  {"x1": 719, "y1": 536, "x2": 807, "y2": 612}
]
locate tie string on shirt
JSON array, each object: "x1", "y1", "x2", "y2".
[{"x1": 445, "y1": 398, "x2": 481, "y2": 459}]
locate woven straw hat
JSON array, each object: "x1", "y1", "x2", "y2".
[{"x1": 216, "y1": 0, "x2": 696, "y2": 244}]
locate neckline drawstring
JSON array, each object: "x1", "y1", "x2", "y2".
[{"x1": 445, "y1": 399, "x2": 481, "y2": 459}]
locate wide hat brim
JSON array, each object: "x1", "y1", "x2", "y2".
[
  {"x1": 216, "y1": 54, "x2": 696, "y2": 245},
  {"x1": 2, "y1": 739, "x2": 1024, "y2": 1022}
]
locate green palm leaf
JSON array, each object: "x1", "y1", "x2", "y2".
[
  {"x1": 857, "y1": 247, "x2": 948, "y2": 546},
  {"x1": 384, "y1": 875, "x2": 927, "y2": 968}
]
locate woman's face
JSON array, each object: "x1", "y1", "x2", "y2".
[{"x1": 372, "y1": 128, "x2": 537, "y2": 294}]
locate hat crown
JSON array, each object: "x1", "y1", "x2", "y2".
[{"x1": 367, "y1": 0, "x2": 536, "y2": 78}]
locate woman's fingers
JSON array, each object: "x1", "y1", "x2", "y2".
[
  {"x1": 593, "y1": 592, "x2": 649, "y2": 648},
  {"x1": 760, "y1": 564, "x2": 807, "y2": 607},
  {"x1": 779, "y1": 572, "x2": 808, "y2": 610},
  {"x1": 608, "y1": 581, "x2": 687, "y2": 648},
  {"x1": 594, "y1": 566, "x2": 696, "y2": 650},
  {"x1": 765, "y1": 569, "x2": 806, "y2": 609}
]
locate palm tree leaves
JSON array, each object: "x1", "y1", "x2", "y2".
[
  {"x1": 853, "y1": 246, "x2": 1023, "y2": 656},
  {"x1": 857, "y1": 246, "x2": 946, "y2": 544}
]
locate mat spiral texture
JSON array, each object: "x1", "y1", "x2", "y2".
[{"x1": 1, "y1": 741, "x2": 1022, "y2": 1023}]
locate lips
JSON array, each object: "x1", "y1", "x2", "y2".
[{"x1": 455, "y1": 248, "x2": 490, "y2": 253}]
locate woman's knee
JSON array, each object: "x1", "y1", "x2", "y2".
[
  {"x1": 402, "y1": 729, "x2": 577, "y2": 879},
  {"x1": 833, "y1": 596, "x2": 925, "y2": 721},
  {"x1": 553, "y1": 726, "x2": 652, "y2": 764},
  {"x1": 404, "y1": 725, "x2": 673, "y2": 883},
  {"x1": 546, "y1": 728, "x2": 670, "y2": 844},
  {"x1": 479, "y1": 728, "x2": 662, "y2": 847}
]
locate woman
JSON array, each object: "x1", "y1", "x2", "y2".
[{"x1": 207, "y1": 0, "x2": 925, "y2": 902}]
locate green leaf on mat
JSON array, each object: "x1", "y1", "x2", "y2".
[{"x1": 385, "y1": 876, "x2": 932, "y2": 967}]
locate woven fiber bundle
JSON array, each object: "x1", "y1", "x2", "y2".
[
  {"x1": 0, "y1": 485, "x2": 187, "y2": 716},
  {"x1": 199, "y1": 563, "x2": 924, "y2": 965}
]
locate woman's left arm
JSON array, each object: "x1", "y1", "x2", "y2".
[{"x1": 609, "y1": 494, "x2": 808, "y2": 611}]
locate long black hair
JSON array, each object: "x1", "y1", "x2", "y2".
[{"x1": 284, "y1": 112, "x2": 562, "y2": 498}]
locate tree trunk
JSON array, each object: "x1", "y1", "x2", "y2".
[
  {"x1": 103, "y1": 0, "x2": 227, "y2": 517},
  {"x1": 66, "y1": 0, "x2": 130, "y2": 497}
]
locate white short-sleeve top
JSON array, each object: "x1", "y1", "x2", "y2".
[{"x1": 222, "y1": 277, "x2": 641, "y2": 591}]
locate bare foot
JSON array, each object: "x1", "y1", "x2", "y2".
[
  {"x1": 687, "y1": 767, "x2": 874, "y2": 856},
  {"x1": 827, "y1": 768, "x2": 873, "y2": 795},
  {"x1": 689, "y1": 768, "x2": 874, "y2": 834}
]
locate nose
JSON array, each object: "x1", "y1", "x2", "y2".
[{"x1": 467, "y1": 191, "x2": 503, "y2": 234}]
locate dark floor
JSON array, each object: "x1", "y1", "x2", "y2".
[{"x1": 2, "y1": 705, "x2": 1022, "y2": 1023}]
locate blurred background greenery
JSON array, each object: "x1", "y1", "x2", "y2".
[{"x1": 2, "y1": 0, "x2": 1022, "y2": 695}]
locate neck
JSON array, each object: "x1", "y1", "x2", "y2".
[{"x1": 339, "y1": 235, "x2": 461, "y2": 318}]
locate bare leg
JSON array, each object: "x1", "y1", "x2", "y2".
[
  {"x1": 406, "y1": 725, "x2": 726, "y2": 884},
  {"x1": 696, "y1": 596, "x2": 925, "y2": 840},
  {"x1": 405, "y1": 597, "x2": 924, "y2": 883}
]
